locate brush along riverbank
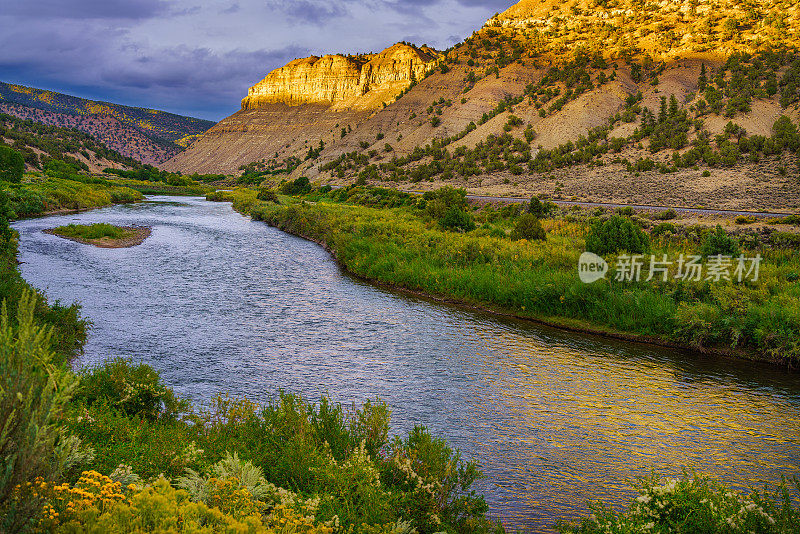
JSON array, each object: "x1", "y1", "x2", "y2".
[
  {"x1": 1, "y1": 175, "x2": 144, "y2": 219},
  {"x1": 208, "y1": 186, "x2": 800, "y2": 368}
]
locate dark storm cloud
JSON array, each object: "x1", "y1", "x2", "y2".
[
  {"x1": 4, "y1": 0, "x2": 169, "y2": 19},
  {"x1": 265, "y1": 0, "x2": 350, "y2": 24},
  {"x1": 1, "y1": 0, "x2": 510, "y2": 120}
]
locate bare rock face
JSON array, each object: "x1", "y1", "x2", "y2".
[{"x1": 241, "y1": 43, "x2": 439, "y2": 110}]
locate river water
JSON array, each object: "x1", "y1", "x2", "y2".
[{"x1": 13, "y1": 196, "x2": 800, "y2": 532}]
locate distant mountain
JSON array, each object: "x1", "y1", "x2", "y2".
[
  {"x1": 0, "y1": 82, "x2": 214, "y2": 142},
  {"x1": 0, "y1": 82, "x2": 216, "y2": 165}
]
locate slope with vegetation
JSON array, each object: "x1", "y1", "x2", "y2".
[
  {"x1": 173, "y1": 0, "x2": 800, "y2": 211},
  {"x1": 0, "y1": 116, "x2": 217, "y2": 203},
  {"x1": 0, "y1": 81, "x2": 214, "y2": 144}
]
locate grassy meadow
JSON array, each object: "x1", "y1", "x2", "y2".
[{"x1": 50, "y1": 222, "x2": 133, "y2": 240}]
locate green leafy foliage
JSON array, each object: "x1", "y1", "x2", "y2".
[
  {"x1": 701, "y1": 225, "x2": 740, "y2": 257},
  {"x1": 585, "y1": 216, "x2": 649, "y2": 255},
  {"x1": 256, "y1": 188, "x2": 279, "y2": 203},
  {"x1": 0, "y1": 291, "x2": 79, "y2": 531},
  {"x1": 560, "y1": 473, "x2": 800, "y2": 533},
  {"x1": 0, "y1": 146, "x2": 24, "y2": 183},
  {"x1": 440, "y1": 207, "x2": 476, "y2": 232},
  {"x1": 527, "y1": 197, "x2": 556, "y2": 218},
  {"x1": 511, "y1": 213, "x2": 546, "y2": 241},
  {"x1": 279, "y1": 176, "x2": 311, "y2": 195},
  {"x1": 74, "y1": 358, "x2": 189, "y2": 422}
]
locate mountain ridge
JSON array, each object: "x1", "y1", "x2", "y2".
[
  {"x1": 0, "y1": 81, "x2": 214, "y2": 143},
  {"x1": 162, "y1": 0, "x2": 800, "y2": 210}
]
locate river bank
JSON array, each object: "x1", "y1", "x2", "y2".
[{"x1": 207, "y1": 186, "x2": 800, "y2": 369}]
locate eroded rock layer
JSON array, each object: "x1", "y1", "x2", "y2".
[{"x1": 241, "y1": 43, "x2": 439, "y2": 110}]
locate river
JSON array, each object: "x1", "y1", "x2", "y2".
[{"x1": 13, "y1": 196, "x2": 800, "y2": 532}]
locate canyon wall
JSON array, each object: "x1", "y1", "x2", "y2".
[{"x1": 241, "y1": 43, "x2": 438, "y2": 110}]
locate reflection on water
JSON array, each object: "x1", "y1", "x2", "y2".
[{"x1": 13, "y1": 196, "x2": 800, "y2": 532}]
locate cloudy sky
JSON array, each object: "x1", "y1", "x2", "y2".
[{"x1": 0, "y1": 0, "x2": 512, "y2": 121}]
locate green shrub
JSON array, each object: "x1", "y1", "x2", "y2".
[
  {"x1": 653, "y1": 208, "x2": 677, "y2": 220},
  {"x1": 424, "y1": 186, "x2": 469, "y2": 220},
  {"x1": 385, "y1": 426, "x2": 493, "y2": 533},
  {"x1": 527, "y1": 197, "x2": 556, "y2": 218},
  {"x1": 651, "y1": 222, "x2": 677, "y2": 237},
  {"x1": 0, "y1": 190, "x2": 14, "y2": 258},
  {"x1": 701, "y1": 225, "x2": 740, "y2": 257},
  {"x1": 0, "y1": 146, "x2": 24, "y2": 183},
  {"x1": 560, "y1": 472, "x2": 800, "y2": 533},
  {"x1": 279, "y1": 176, "x2": 311, "y2": 195},
  {"x1": 511, "y1": 213, "x2": 546, "y2": 241},
  {"x1": 617, "y1": 206, "x2": 635, "y2": 216},
  {"x1": 256, "y1": 188, "x2": 279, "y2": 202},
  {"x1": 586, "y1": 216, "x2": 649, "y2": 255},
  {"x1": 440, "y1": 207, "x2": 476, "y2": 232},
  {"x1": 0, "y1": 291, "x2": 78, "y2": 531},
  {"x1": 74, "y1": 358, "x2": 189, "y2": 421}
]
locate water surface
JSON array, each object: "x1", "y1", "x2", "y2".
[{"x1": 14, "y1": 196, "x2": 800, "y2": 532}]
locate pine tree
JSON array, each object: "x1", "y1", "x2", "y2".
[{"x1": 698, "y1": 63, "x2": 708, "y2": 91}]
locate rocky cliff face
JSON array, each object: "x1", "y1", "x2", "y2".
[{"x1": 241, "y1": 43, "x2": 439, "y2": 110}]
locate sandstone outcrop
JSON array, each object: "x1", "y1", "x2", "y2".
[{"x1": 241, "y1": 43, "x2": 439, "y2": 110}]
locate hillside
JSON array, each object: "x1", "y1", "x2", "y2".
[
  {"x1": 0, "y1": 112, "x2": 141, "y2": 174},
  {"x1": 166, "y1": 0, "x2": 800, "y2": 210},
  {"x1": 0, "y1": 103, "x2": 182, "y2": 166},
  {"x1": 0, "y1": 82, "x2": 215, "y2": 164}
]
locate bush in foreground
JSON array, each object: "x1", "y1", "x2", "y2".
[
  {"x1": 559, "y1": 472, "x2": 800, "y2": 533},
  {"x1": 511, "y1": 213, "x2": 546, "y2": 241},
  {"x1": 64, "y1": 358, "x2": 500, "y2": 533},
  {"x1": 0, "y1": 292, "x2": 79, "y2": 531},
  {"x1": 702, "y1": 225, "x2": 740, "y2": 257}
]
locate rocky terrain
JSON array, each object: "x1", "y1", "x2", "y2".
[
  {"x1": 164, "y1": 0, "x2": 800, "y2": 210},
  {"x1": 162, "y1": 43, "x2": 439, "y2": 174}
]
